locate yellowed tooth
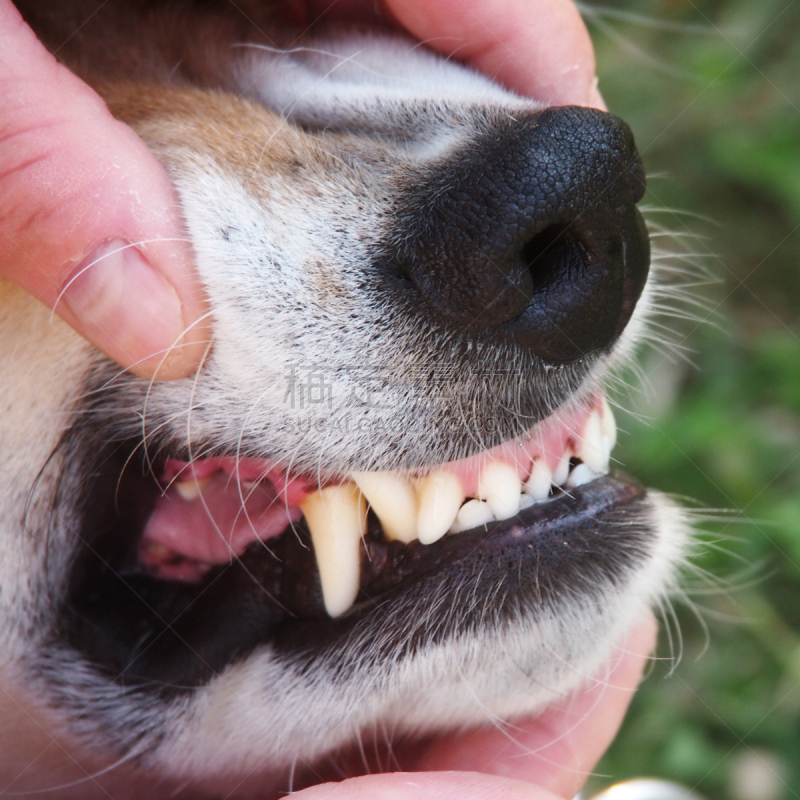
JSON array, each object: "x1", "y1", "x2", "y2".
[
  {"x1": 601, "y1": 396, "x2": 617, "y2": 450},
  {"x1": 449, "y1": 499, "x2": 495, "y2": 533},
  {"x1": 416, "y1": 470, "x2": 464, "y2": 545},
  {"x1": 524, "y1": 459, "x2": 552, "y2": 502},
  {"x1": 300, "y1": 483, "x2": 367, "y2": 617},
  {"x1": 174, "y1": 476, "x2": 211, "y2": 502},
  {"x1": 553, "y1": 450, "x2": 571, "y2": 487},
  {"x1": 577, "y1": 412, "x2": 606, "y2": 474},
  {"x1": 478, "y1": 461, "x2": 521, "y2": 520},
  {"x1": 351, "y1": 471, "x2": 417, "y2": 543}
]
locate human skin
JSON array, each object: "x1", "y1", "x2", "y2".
[{"x1": 0, "y1": 3, "x2": 640, "y2": 797}]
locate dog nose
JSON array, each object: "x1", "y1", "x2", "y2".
[{"x1": 392, "y1": 106, "x2": 650, "y2": 364}]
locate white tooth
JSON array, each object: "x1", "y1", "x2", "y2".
[
  {"x1": 300, "y1": 484, "x2": 367, "y2": 617},
  {"x1": 351, "y1": 471, "x2": 418, "y2": 543},
  {"x1": 449, "y1": 499, "x2": 495, "y2": 533},
  {"x1": 478, "y1": 462, "x2": 521, "y2": 520},
  {"x1": 524, "y1": 459, "x2": 552, "y2": 502},
  {"x1": 602, "y1": 435, "x2": 612, "y2": 465},
  {"x1": 174, "y1": 476, "x2": 211, "y2": 502},
  {"x1": 577, "y1": 412, "x2": 607, "y2": 474},
  {"x1": 601, "y1": 396, "x2": 617, "y2": 450},
  {"x1": 416, "y1": 471, "x2": 464, "y2": 545},
  {"x1": 553, "y1": 450, "x2": 571, "y2": 487},
  {"x1": 519, "y1": 493, "x2": 536, "y2": 510},
  {"x1": 565, "y1": 462, "x2": 599, "y2": 489}
]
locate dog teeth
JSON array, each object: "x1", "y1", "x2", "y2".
[
  {"x1": 299, "y1": 398, "x2": 620, "y2": 616},
  {"x1": 478, "y1": 462, "x2": 521, "y2": 520},
  {"x1": 351, "y1": 470, "x2": 418, "y2": 543},
  {"x1": 416, "y1": 470, "x2": 464, "y2": 544},
  {"x1": 450, "y1": 499, "x2": 495, "y2": 533},
  {"x1": 576, "y1": 411, "x2": 607, "y2": 474},
  {"x1": 174, "y1": 476, "x2": 211, "y2": 501},
  {"x1": 524, "y1": 459, "x2": 552, "y2": 501},
  {"x1": 600, "y1": 396, "x2": 617, "y2": 459},
  {"x1": 300, "y1": 484, "x2": 367, "y2": 617},
  {"x1": 552, "y1": 450, "x2": 571, "y2": 487}
]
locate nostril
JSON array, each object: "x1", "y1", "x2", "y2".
[
  {"x1": 389, "y1": 106, "x2": 651, "y2": 365},
  {"x1": 521, "y1": 225, "x2": 590, "y2": 295}
]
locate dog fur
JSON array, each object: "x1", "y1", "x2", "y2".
[{"x1": 0, "y1": 2, "x2": 690, "y2": 796}]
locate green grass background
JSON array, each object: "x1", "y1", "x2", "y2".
[{"x1": 581, "y1": 1, "x2": 800, "y2": 798}]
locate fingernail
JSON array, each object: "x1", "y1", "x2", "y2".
[{"x1": 62, "y1": 239, "x2": 186, "y2": 370}]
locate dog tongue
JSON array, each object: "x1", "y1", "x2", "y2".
[{"x1": 140, "y1": 458, "x2": 312, "y2": 579}]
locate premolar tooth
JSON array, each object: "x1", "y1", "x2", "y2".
[
  {"x1": 601, "y1": 396, "x2": 617, "y2": 450},
  {"x1": 553, "y1": 451, "x2": 571, "y2": 487},
  {"x1": 300, "y1": 484, "x2": 367, "y2": 617},
  {"x1": 351, "y1": 471, "x2": 418, "y2": 543},
  {"x1": 416, "y1": 471, "x2": 463, "y2": 545},
  {"x1": 450, "y1": 499, "x2": 495, "y2": 533},
  {"x1": 565, "y1": 463, "x2": 599, "y2": 489},
  {"x1": 478, "y1": 462, "x2": 521, "y2": 520},
  {"x1": 577, "y1": 412, "x2": 607, "y2": 474},
  {"x1": 174, "y1": 476, "x2": 211, "y2": 502},
  {"x1": 524, "y1": 459, "x2": 552, "y2": 502}
]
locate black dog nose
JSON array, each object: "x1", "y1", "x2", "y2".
[{"x1": 392, "y1": 106, "x2": 650, "y2": 364}]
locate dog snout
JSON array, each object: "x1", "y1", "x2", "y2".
[{"x1": 393, "y1": 106, "x2": 650, "y2": 364}]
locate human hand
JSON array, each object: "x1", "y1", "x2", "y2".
[
  {"x1": 0, "y1": 0, "x2": 210, "y2": 379},
  {"x1": 291, "y1": 614, "x2": 657, "y2": 799}
]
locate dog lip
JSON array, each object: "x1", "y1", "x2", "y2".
[
  {"x1": 268, "y1": 471, "x2": 651, "y2": 651},
  {"x1": 349, "y1": 471, "x2": 646, "y2": 613},
  {"x1": 224, "y1": 469, "x2": 647, "y2": 622}
]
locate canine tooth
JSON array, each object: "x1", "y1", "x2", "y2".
[
  {"x1": 478, "y1": 462, "x2": 521, "y2": 520},
  {"x1": 449, "y1": 499, "x2": 495, "y2": 533},
  {"x1": 351, "y1": 471, "x2": 418, "y2": 543},
  {"x1": 524, "y1": 459, "x2": 552, "y2": 502},
  {"x1": 577, "y1": 412, "x2": 607, "y2": 474},
  {"x1": 300, "y1": 484, "x2": 367, "y2": 617},
  {"x1": 416, "y1": 471, "x2": 463, "y2": 545},
  {"x1": 601, "y1": 396, "x2": 617, "y2": 450},
  {"x1": 565, "y1": 463, "x2": 599, "y2": 489},
  {"x1": 174, "y1": 476, "x2": 211, "y2": 502},
  {"x1": 553, "y1": 451, "x2": 571, "y2": 487}
]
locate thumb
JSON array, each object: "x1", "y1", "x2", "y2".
[
  {"x1": 293, "y1": 772, "x2": 565, "y2": 800},
  {"x1": 0, "y1": 1, "x2": 209, "y2": 379}
]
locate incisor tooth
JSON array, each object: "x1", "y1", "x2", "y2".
[
  {"x1": 416, "y1": 470, "x2": 463, "y2": 545},
  {"x1": 478, "y1": 461, "x2": 521, "y2": 520},
  {"x1": 174, "y1": 476, "x2": 211, "y2": 502},
  {"x1": 300, "y1": 484, "x2": 367, "y2": 617},
  {"x1": 565, "y1": 462, "x2": 598, "y2": 489},
  {"x1": 601, "y1": 396, "x2": 617, "y2": 450},
  {"x1": 450, "y1": 499, "x2": 495, "y2": 533},
  {"x1": 553, "y1": 450, "x2": 571, "y2": 487},
  {"x1": 577, "y1": 412, "x2": 607, "y2": 474},
  {"x1": 524, "y1": 459, "x2": 552, "y2": 501},
  {"x1": 351, "y1": 471, "x2": 417, "y2": 543}
]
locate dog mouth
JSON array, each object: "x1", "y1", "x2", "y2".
[
  {"x1": 135, "y1": 395, "x2": 617, "y2": 617},
  {"x1": 65, "y1": 390, "x2": 651, "y2": 690}
]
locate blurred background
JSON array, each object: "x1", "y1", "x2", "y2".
[{"x1": 580, "y1": 1, "x2": 800, "y2": 798}]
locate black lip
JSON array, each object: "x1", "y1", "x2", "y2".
[{"x1": 65, "y1": 467, "x2": 651, "y2": 694}]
